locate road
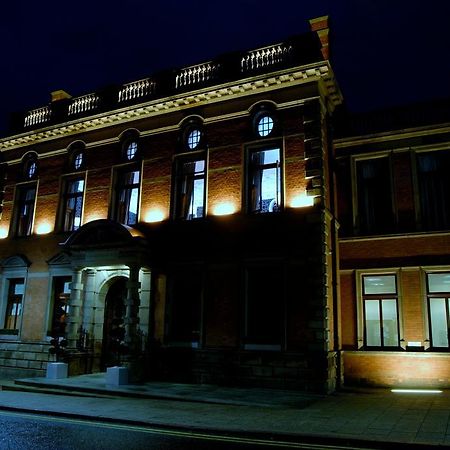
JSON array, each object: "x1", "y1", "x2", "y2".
[{"x1": 0, "y1": 410, "x2": 376, "y2": 450}]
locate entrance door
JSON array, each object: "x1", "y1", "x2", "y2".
[{"x1": 102, "y1": 277, "x2": 127, "y2": 368}]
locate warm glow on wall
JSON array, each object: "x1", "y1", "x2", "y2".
[
  {"x1": 85, "y1": 214, "x2": 103, "y2": 224},
  {"x1": 0, "y1": 227, "x2": 8, "y2": 239},
  {"x1": 144, "y1": 209, "x2": 165, "y2": 223},
  {"x1": 36, "y1": 222, "x2": 52, "y2": 235},
  {"x1": 213, "y1": 202, "x2": 237, "y2": 216},
  {"x1": 290, "y1": 193, "x2": 314, "y2": 208}
]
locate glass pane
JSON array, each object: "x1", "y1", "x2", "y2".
[
  {"x1": 14, "y1": 282, "x2": 24, "y2": 295},
  {"x1": 430, "y1": 298, "x2": 449, "y2": 347},
  {"x1": 190, "y1": 178, "x2": 204, "y2": 218},
  {"x1": 382, "y1": 299, "x2": 398, "y2": 346},
  {"x1": 365, "y1": 299, "x2": 381, "y2": 346},
  {"x1": 428, "y1": 273, "x2": 450, "y2": 293},
  {"x1": 257, "y1": 115, "x2": 274, "y2": 137},
  {"x1": 363, "y1": 275, "x2": 396, "y2": 295},
  {"x1": 128, "y1": 187, "x2": 139, "y2": 224}
]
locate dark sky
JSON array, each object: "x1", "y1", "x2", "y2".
[{"x1": 1, "y1": 0, "x2": 449, "y2": 136}]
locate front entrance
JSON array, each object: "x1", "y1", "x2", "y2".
[{"x1": 102, "y1": 277, "x2": 127, "y2": 368}]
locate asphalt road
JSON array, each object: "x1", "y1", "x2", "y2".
[{"x1": 0, "y1": 410, "x2": 376, "y2": 450}]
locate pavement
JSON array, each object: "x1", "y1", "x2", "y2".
[{"x1": 1, "y1": 373, "x2": 450, "y2": 449}]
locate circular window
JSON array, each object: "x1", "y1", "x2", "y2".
[
  {"x1": 27, "y1": 161, "x2": 37, "y2": 178},
  {"x1": 74, "y1": 152, "x2": 83, "y2": 170},
  {"x1": 126, "y1": 141, "x2": 138, "y2": 160},
  {"x1": 187, "y1": 129, "x2": 201, "y2": 150},
  {"x1": 257, "y1": 115, "x2": 274, "y2": 137}
]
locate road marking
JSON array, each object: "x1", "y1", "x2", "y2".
[{"x1": 0, "y1": 410, "x2": 375, "y2": 449}]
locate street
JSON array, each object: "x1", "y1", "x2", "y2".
[{"x1": 0, "y1": 410, "x2": 374, "y2": 450}]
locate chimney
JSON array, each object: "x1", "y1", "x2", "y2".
[
  {"x1": 51, "y1": 90, "x2": 72, "y2": 102},
  {"x1": 309, "y1": 15, "x2": 330, "y2": 60}
]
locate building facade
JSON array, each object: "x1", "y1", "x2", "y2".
[{"x1": 0, "y1": 17, "x2": 344, "y2": 392}]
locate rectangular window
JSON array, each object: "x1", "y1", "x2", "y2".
[
  {"x1": 4, "y1": 279, "x2": 24, "y2": 332},
  {"x1": 247, "y1": 147, "x2": 282, "y2": 213},
  {"x1": 50, "y1": 277, "x2": 71, "y2": 337},
  {"x1": 167, "y1": 271, "x2": 202, "y2": 345},
  {"x1": 426, "y1": 273, "x2": 450, "y2": 348},
  {"x1": 114, "y1": 168, "x2": 140, "y2": 225},
  {"x1": 61, "y1": 177, "x2": 84, "y2": 232},
  {"x1": 417, "y1": 151, "x2": 450, "y2": 231},
  {"x1": 15, "y1": 185, "x2": 36, "y2": 236},
  {"x1": 245, "y1": 265, "x2": 283, "y2": 346},
  {"x1": 173, "y1": 157, "x2": 206, "y2": 220},
  {"x1": 356, "y1": 157, "x2": 394, "y2": 234},
  {"x1": 362, "y1": 274, "x2": 399, "y2": 348}
]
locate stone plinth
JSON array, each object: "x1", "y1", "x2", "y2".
[
  {"x1": 46, "y1": 362, "x2": 68, "y2": 379},
  {"x1": 105, "y1": 366, "x2": 128, "y2": 386}
]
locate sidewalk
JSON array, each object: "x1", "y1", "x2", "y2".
[{"x1": 1, "y1": 374, "x2": 450, "y2": 448}]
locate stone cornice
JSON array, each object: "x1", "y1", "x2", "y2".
[{"x1": 0, "y1": 62, "x2": 341, "y2": 152}]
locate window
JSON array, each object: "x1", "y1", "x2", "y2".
[
  {"x1": 257, "y1": 115, "x2": 274, "y2": 137},
  {"x1": 27, "y1": 161, "x2": 37, "y2": 178},
  {"x1": 355, "y1": 157, "x2": 394, "y2": 235},
  {"x1": 126, "y1": 141, "x2": 138, "y2": 161},
  {"x1": 114, "y1": 168, "x2": 140, "y2": 225},
  {"x1": 61, "y1": 177, "x2": 84, "y2": 232},
  {"x1": 187, "y1": 129, "x2": 201, "y2": 150},
  {"x1": 362, "y1": 274, "x2": 399, "y2": 348},
  {"x1": 50, "y1": 277, "x2": 71, "y2": 337},
  {"x1": 167, "y1": 271, "x2": 202, "y2": 345},
  {"x1": 15, "y1": 185, "x2": 37, "y2": 236},
  {"x1": 247, "y1": 146, "x2": 282, "y2": 213},
  {"x1": 245, "y1": 265, "x2": 283, "y2": 347},
  {"x1": 426, "y1": 273, "x2": 450, "y2": 348},
  {"x1": 3, "y1": 279, "x2": 24, "y2": 332},
  {"x1": 73, "y1": 152, "x2": 83, "y2": 170},
  {"x1": 417, "y1": 151, "x2": 450, "y2": 231},
  {"x1": 173, "y1": 156, "x2": 206, "y2": 220}
]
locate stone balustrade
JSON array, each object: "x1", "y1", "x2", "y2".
[
  {"x1": 119, "y1": 79, "x2": 154, "y2": 102},
  {"x1": 175, "y1": 62, "x2": 220, "y2": 89},
  {"x1": 24, "y1": 106, "x2": 51, "y2": 127},
  {"x1": 68, "y1": 93, "x2": 100, "y2": 116},
  {"x1": 241, "y1": 44, "x2": 293, "y2": 72}
]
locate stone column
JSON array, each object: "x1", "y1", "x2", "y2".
[
  {"x1": 82, "y1": 269, "x2": 97, "y2": 342},
  {"x1": 67, "y1": 269, "x2": 84, "y2": 348},
  {"x1": 124, "y1": 266, "x2": 141, "y2": 352}
]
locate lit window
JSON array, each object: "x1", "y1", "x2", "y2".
[
  {"x1": 427, "y1": 273, "x2": 450, "y2": 348},
  {"x1": 126, "y1": 141, "x2": 138, "y2": 160},
  {"x1": 257, "y1": 115, "x2": 274, "y2": 137},
  {"x1": 362, "y1": 275, "x2": 399, "y2": 348},
  {"x1": 187, "y1": 129, "x2": 201, "y2": 150},
  {"x1": 15, "y1": 185, "x2": 36, "y2": 236},
  {"x1": 27, "y1": 161, "x2": 37, "y2": 179},
  {"x1": 247, "y1": 147, "x2": 282, "y2": 213},
  {"x1": 62, "y1": 178, "x2": 85, "y2": 231},
  {"x1": 114, "y1": 169, "x2": 140, "y2": 225},
  {"x1": 50, "y1": 277, "x2": 71, "y2": 337},
  {"x1": 74, "y1": 152, "x2": 83, "y2": 170},
  {"x1": 173, "y1": 157, "x2": 206, "y2": 220},
  {"x1": 4, "y1": 279, "x2": 24, "y2": 332}
]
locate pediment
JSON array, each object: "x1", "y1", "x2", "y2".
[
  {"x1": 47, "y1": 252, "x2": 71, "y2": 266},
  {"x1": 1, "y1": 254, "x2": 31, "y2": 268}
]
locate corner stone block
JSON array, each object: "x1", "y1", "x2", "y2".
[
  {"x1": 46, "y1": 362, "x2": 68, "y2": 379},
  {"x1": 106, "y1": 366, "x2": 129, "y2": 386}
]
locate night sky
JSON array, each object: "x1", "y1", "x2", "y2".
[{"x1": 1, "y1": 0, "x2": 449, "y2": 137}]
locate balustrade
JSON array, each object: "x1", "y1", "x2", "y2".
[
  {"x1": 118, "y1": 79, "x2": 154, "y2": 102},
  {"x1": 24, "y1": 106, "x2": 51, "y2": 127},
  {"x1": 68, "y1": 93, "x2": 100, "y2": 116},
  {"x1": 241, "y1": 44, "x2": 293, "y2": 72},
  {"x1": 175, "y1": 62, "x2": 220, "y2": 89}
]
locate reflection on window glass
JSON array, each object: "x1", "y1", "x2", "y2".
[
  {"x1": 363, "y1": 275, "x2": 396, "y2": 295},
  {"x1": 116, "y1": 169, "x2": 140, "y2": 225},
  {"x1": 126, "y1": 142, "x2": 138, "y2": 160},
  {"x1": 16, "y1": 186, "x2": 36, "y2": 236},
  {"x1": 63, "y1": 178, "x2": 84, "y2": 231},
  {"x1": 428, "y1": 273, "x2": 450, "y2": 293},
  {"x1": 74, "y1": 152, "x2": 83, "y2": 170},
  {"x1": 187, "y1": 130, "x2": 201, "y2": 150},
  {"x1": 28, "y1": 161, "x2": 37, "y2": 178},
  {"x1": 51, "y1": 277, "x2": 71, "y2": 337},
  {"x1": 248, "y1": 147, "x2": 281, "y2": 213},
  {"x1": 364, "y1": 299, "x2": 381, "y2": 346},
  {"x1": 4, "y1": 279, "x2": 24, "y2": 331},
  {"x1": 427, "y1": 273, "x2": 450, "y2": 348}
]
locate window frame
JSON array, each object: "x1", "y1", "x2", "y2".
[
  {"x1": 111, "y1": 163, "x2": 142, "y2": 226},
  {"x1": 2, "y1": 278, "x2": 25, "y2": 334},
  {"x1": 48, "y1": 276, "x2": 72, "y2": 338},
  {"x1": 12, "y1": 182, "x2": 38, "y2": 237},
  {"x1": 245, "y1": 142, "x2": 284, "y2": 214},
  {"x1": 58, "y1": 174, "x2": 86, "y2": 232},
  {"x1": 356, "y1": 271, "x2": 403, "y2": 350}
]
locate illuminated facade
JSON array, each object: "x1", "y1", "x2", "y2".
[{"x1": 0, "y1": 17, "x2": 343, "y2": 391}]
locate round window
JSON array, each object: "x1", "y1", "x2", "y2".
[
  {"x1": 187, "y1": 129, "x2": 201, "y2": 150},
  {"x1": 257, "y1": 115, "x2": 274, "y2": 137},
  {"x1": 126, "y1": 141, "x2": 138, "y2": 160},
  {"x1": 74, "y1": 152, "x2": 83, "y2": 170},
  {"x1": 27, "y1": 161, "x2": 37, "y2": 178}
]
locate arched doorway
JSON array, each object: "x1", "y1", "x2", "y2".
[{"x1": 102, "y1": 277, "x2": 127, "y2": 368}]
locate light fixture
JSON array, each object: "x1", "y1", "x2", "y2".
[
  {"x1": 213, "y1": 202, "x2": 236, "y2": 216},
  {"x1": 144, "y1": 209, "x2": 165, "y2": 223},
  {"x1": 36, "y1": 222, "x2": 52, "y2": 235},
  {"x1": 290, "y1": 193, "x2": 314, "y2": 208},
  {"x1": 391, "y1": 389, "x2": 442, "y2": 394},
  {"x1": 0, "y1": 227, "x2": 8, "y2": 239}
]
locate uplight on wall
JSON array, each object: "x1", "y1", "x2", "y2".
[
  {"x1": 0, "y1": 227, "x2": 8, "y2": 239},
  {"x1": 212, "y1": 202, "x2": 236, "y2": 216},
  {"x1": 290, "y1": 193, "x2": 314, "y2": 208},
  {"x1": 36, "y1": 222, "x2": 52, "y2": 235},
  {"x1": 144, "y1": 209, "x2": 165, "y2": 223}
]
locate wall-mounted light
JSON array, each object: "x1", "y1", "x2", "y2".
[
  {"x1": 36, "y1": 222, "x2": 52, "y2": 235},
  {"x1": 391, "y1": 389, "x2": 442, "y2": 394},
  {"x1": 0, "y1": 227, "x2": 8, "y2": 239},
  {"x1": 212, "y1": 202, "x2": 236, "y2": 216},
  {"x1": 144, "y1": 209, "x2": 165, "y2": 223},
  {"x1": 290, "y1": 193, "x2": 314, "y2": 208}
]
